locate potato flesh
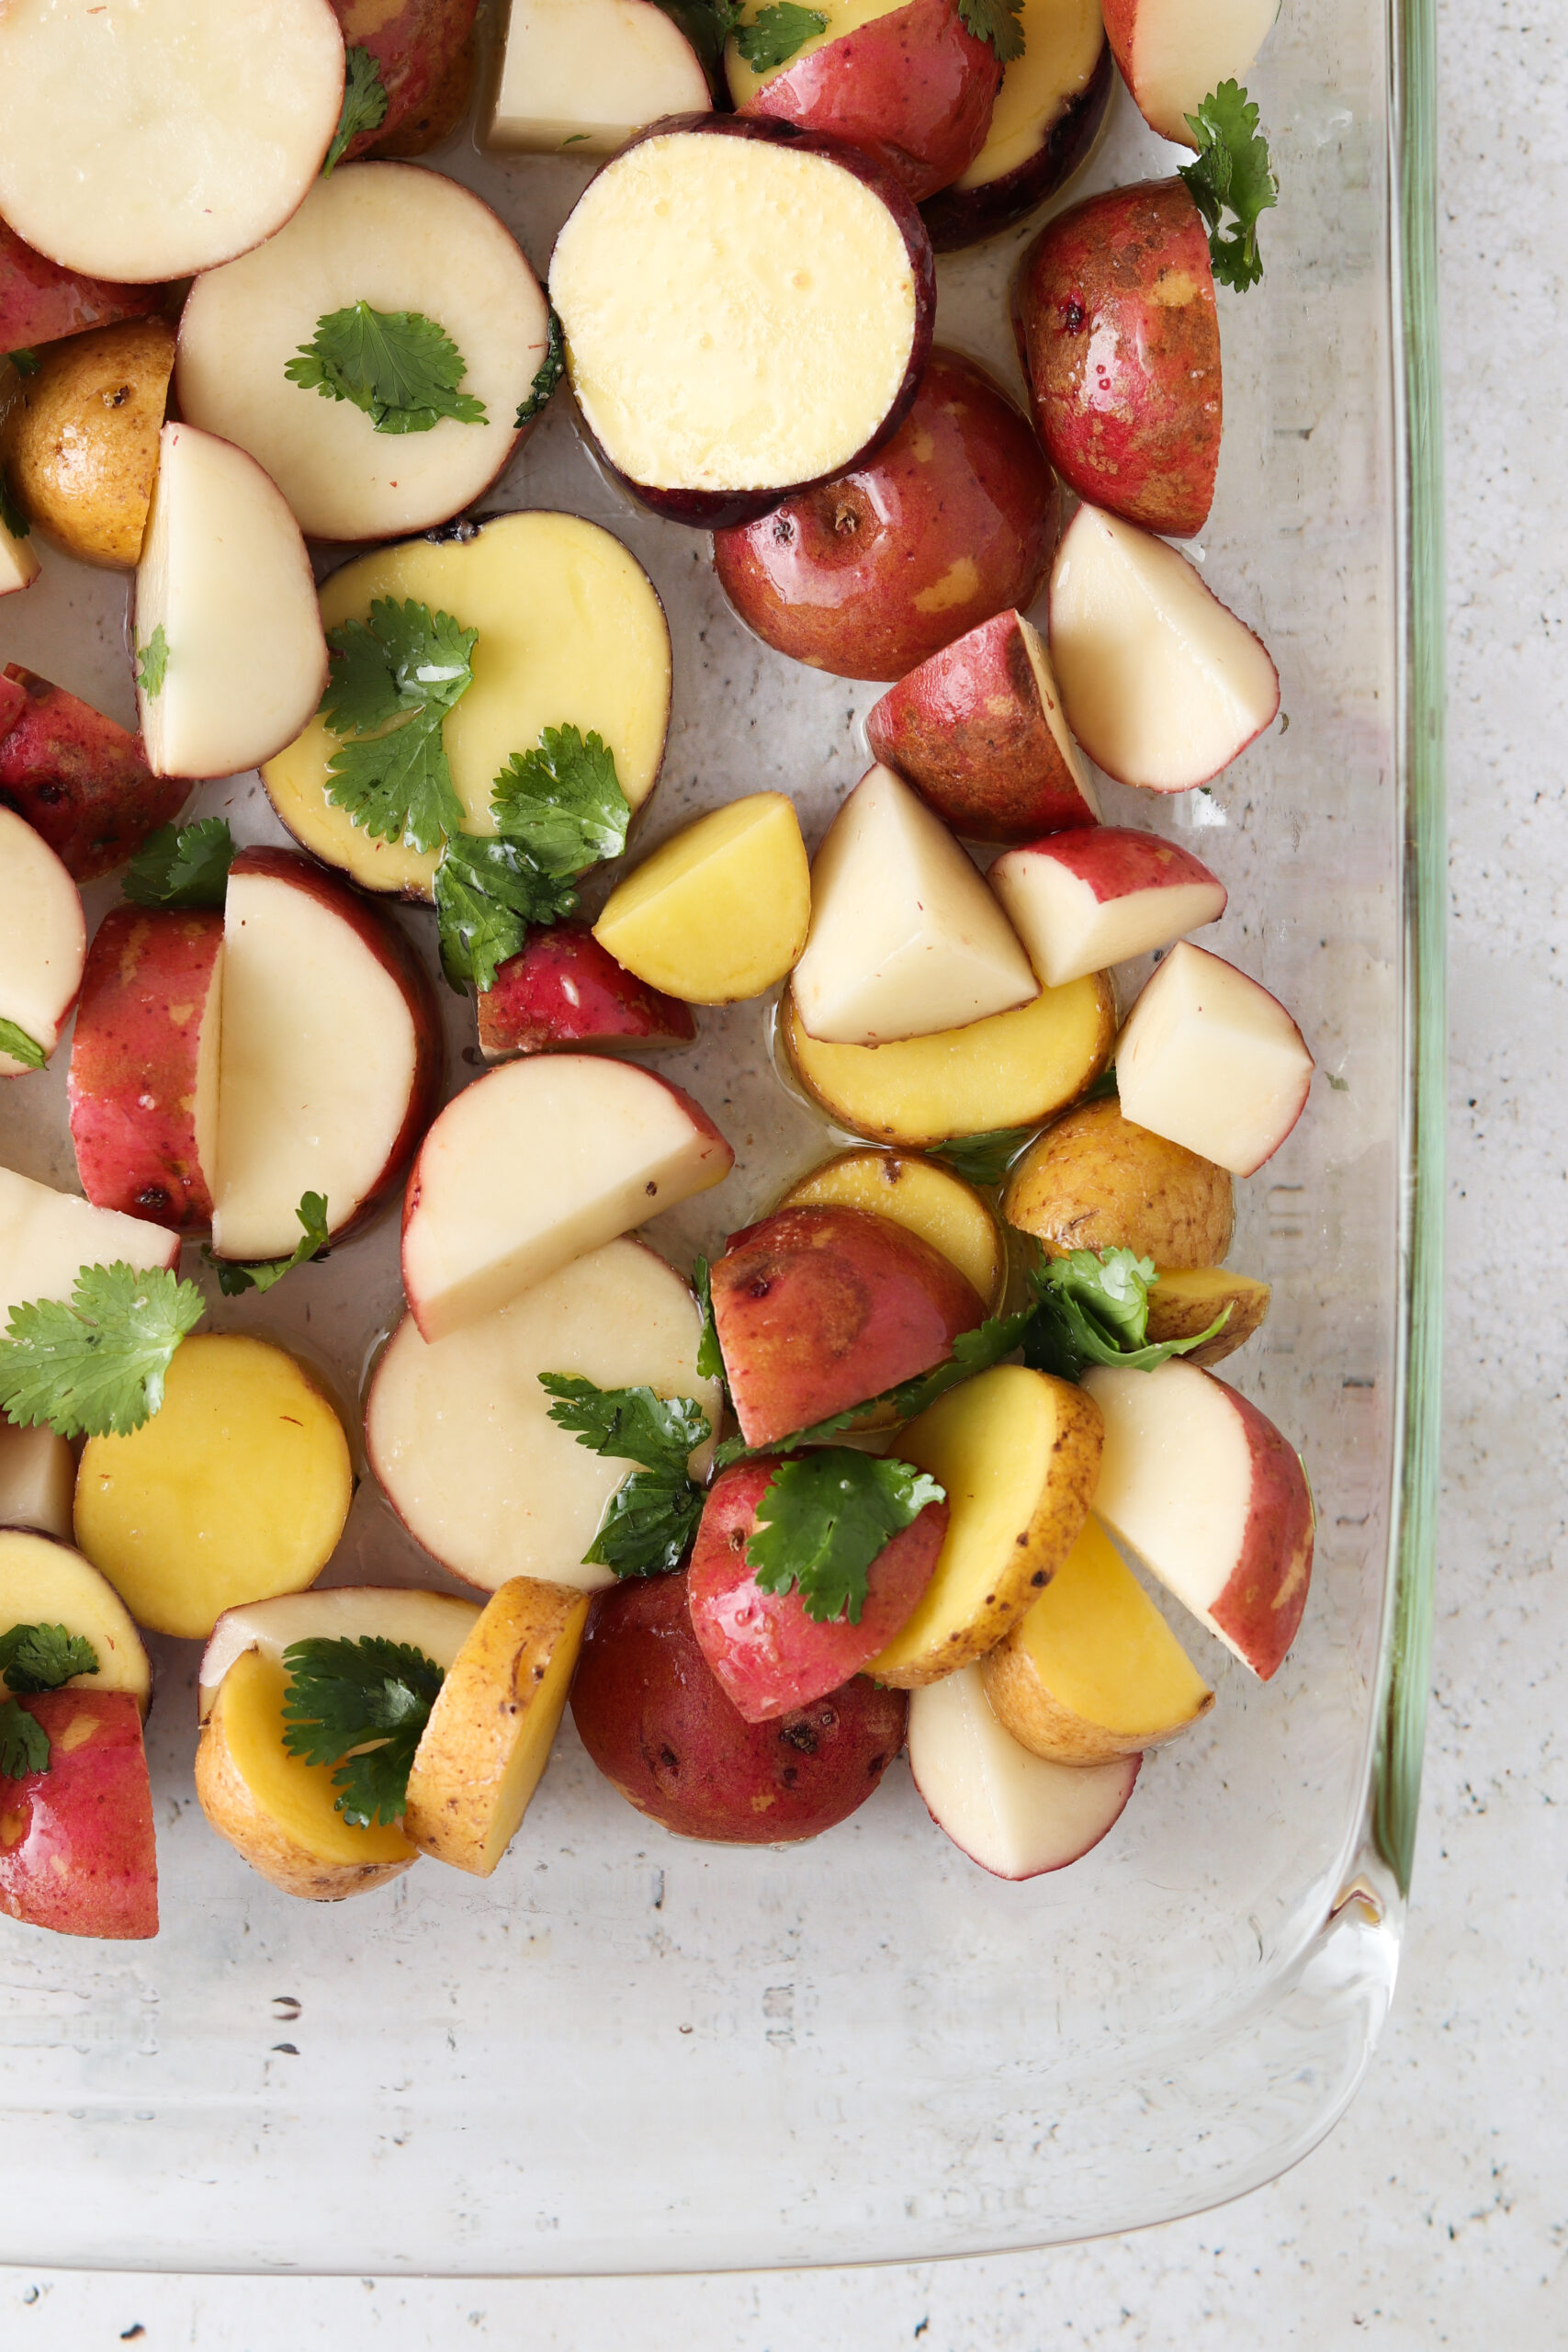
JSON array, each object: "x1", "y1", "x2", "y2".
[
  {"x1": 0, "y1": 1527, "x2": 152, "y2": 1713},
  {"x1": 213, "y1": 1649, "x2": 415, "y2": 1871},
  {"x1": 1145, "y1": 1265, "x2": 1269, "y2": 1366},
  {"x1": 908, "y1": 1664, "x2": 1138, "y2": 1879},
  {"x1": 955, "y1": 0, "x2": 1105, "y2": 189},
  {"x1": 592, "y1": 794, "x2": 811, "y2": 1003},
  {"x1": 74, "y1": 1335, "x2": 353, "y2": 1640},
  {"x1": 262, "y1": 512, "x2": 671, "y2": 899},
  {"x1": 998, "y1": 1518, "x2": 1211, "y2": 1743},
  {"x1": 0, "y1": 1164, "x2": 177, "y2": 1325},
  {"x1": 198, "y1": 1585, "x2": 481, "y2": 1721},
  {"x1": 1084, "y1": 1361, "x2": 1251, "y2": 1623},
  {"x1": 551, "y1": 131, "x2": 919, "y2": 493},
  {"x1": 0, "y1": 808, "x2": 85, "y2": 1073},
  {"x1": 489, "y1": 0, "x2": 711, "y2": 153},
  {"x1": 724, "y1": 0, "x2": 907, "y2": 102},
  {"x1": 0, "y1": 507, "x2": 39, "y2": 594},
  {"x1": 780, "y1": 1150, "x2": 1004, "y2": 1310},
  {"x1": 1123, "y1": 0, "x2": 1278, "y2": 144},
  {"x1": 1116, "y1": 943, "x2": 1314, "y2": 1176}
]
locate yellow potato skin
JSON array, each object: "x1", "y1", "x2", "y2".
[
  {"x1": 1003, "y1": 1096, "x2": 1234, "y2": 1266},
  {"x1": 779, "y1": 1148, "x2": 1006, "y2": 1310},
  {"x1": 4, "y1": 319, "x2": 175, "y2": 567},
  {"x1": 867, "y1": 1363, "x2": 1103, "y2": 1687},
  {"x1": 74, "y1": 1335, "x2": 353, "y2": 1640},
  {"x1": 593, "y1": 793, "x2": 811, "y2": 1003},
  {"x1": 402, "y1": 1576, "x2": 589, "y2": 1875},
  {"x1": 1145, "y1": 1266, "x2": 1270, "y2": 1366}
]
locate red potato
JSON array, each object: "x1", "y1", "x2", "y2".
[
  {"x1": 0, "y1": 1690, "x2": 158, "y2": 1939},
  {"x1": 330, "y1": 0, "x2": 478, "y2": 160},
  {"x1": 68, "y1": 905, "x2": 224, "y2": 1230},
  {"x1": 1101, "y1": 0, "x2": 1278, "y2": 147},
  {"x1": 989, "y1": 826, "x2": 1226, "y2": 987},
  {"x1": 865, "y1": 607, "x2": 1099, "y2": 842},
  {"x1": 1014, "y1": 179, "x2": 1221, "y2": 538},
  {"x1": 0, "y1": 221, "x2": 168, "y2": 354},
  {"x1": 709, "y1": 1203, "x2": 987, "y2": 1449},
  {"x1": 687, "y1": 1457, "x2": 947, "y2": 1723},
  {"x1": 728, "y1": 0, "x2": 1000, "y2": 206},
  {"x1": 0, "y1": 666, "x2": 186, "y2": 883},
  {"x1": 0, "y1": 673, "x2": 25, "y2": 739},
  {"x1": 713, "y1": 347, "x2": 1058, "y2": 682},
  {"x1": 571, "y1": 1569, "x2": 908, "y2": 1844},
  {"x1": 476, "y1": 924, "x2": 697, "y2": 1061},
  {"x1": 921, "y1": 0, "x2": 1111, "y2": 253}
]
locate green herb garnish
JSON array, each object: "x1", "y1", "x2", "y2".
[
  {"x1": 6, "y1": 348, "x2": 39, "y2": 378},
  {"x1": 1178, "y1": 81, "x2": 1278, "y2": 292},
  {"x1": 0, "y1": 1623, "x2": 99, "y2": 1696},
  {"x1": 540, "y1": 1374, "x2": 712, "y2": 1578},
  {"x1": 280, "y1": 1636, "x2": 445, "y2": 1827},
  {"x1": 207, "y1": 1193, "x2": 330, "y2": 1297},
  {"x1": 323, "y1": 44, "x2": 389, "y2": 175},
  {"x1": 931, "y1": 1127, "x2": 1037, "y2": 1186},
  {"x1": 1021, "y1": 1248, "x2": 1230, "y2": 1382},
  {"x1": 0, "y1": 1699, "x2": 50, "y2": 1779},
  {"x1": 955, "y1": 0, "x2": 1025, "y2": 62},
  {"x1": 123, "y1": 816, "x2": 236, "y2": 910},
  {"x1": 0, "y1": 1263, "x2": 206, "y2": 1441},
  {"x1": 515, "y1": 308, "x2": 565, "y2": 426},
  {"x1": 432, "y1": 835, "x2": 570, "y2": 993},
  {"x1": 287, "y1": 301, "x2": 488, "y2": 435},
  {"x1": 649, "y1": 0, "x2": 743, "y2": 77},
  {"x1": 692, "y1": 1254, "x2": 725, "y2": 1386},
  {"x1": 0, "y1": 1017, "x2": 46, "y2": 1071},
  {"x1": 734, "y1": 4, "x2": 826, "y2": 69},
  {"x1": 136, "y1": 626, "x2": 168, "y2": 698},
  {"x1": 320, "y1": 597, "x2": 477, "y2": 852},
  {"x1": 747, "y1": 1449, "x2": 942, "y2": 1624},
  {"x1": 0, "y1": 470, "x2": 28, "y2": 540}
]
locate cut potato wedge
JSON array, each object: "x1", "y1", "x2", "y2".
[
  {"x1": 0, "y1": 1164, "x2": 179, "y2": 1325},
  {"x1": 74, "y1": 1336, "x2": 353, "y2": 1640},
  {"x1": 197, "y1": 1585, "x2": 481, "y2": 1723},
  {"x1": 592, "y1": 794, "x2": 811, "y2": 1005},
  {"x1": 1001, "y1": 1095, "x2": 1234, "y2": 1267},
  {"x1": 403, "y1": 1577, "x2": 590, "y2": 1874},
  {"x1": 0, "y1": 506, "x2": 40, "y2": 596},
  {"x1": 909, "y1": 1665, "x2": 1141, "y2": 1879},
  {"x1": 778, "y1": 1149, "x2": 1005, "y2": 1312},
  {"x1": 980, "y1": 1517, "x2": 1213, "y2": 1764},
  {"x1": 0, "y1": 808, "x2": 85, "y2": 1078},
  {"x1": 488, "y1": 0, "x2": 711, "y2": 153},
  {"x1": 0, "y1": 1526, "x2": 152, "y2": 1715},
  {"x1": 781, "y1": 970, "x2": 1113, "y2": 1148},
  {"x1": 262, "y1": 512, "x2": 671, "y2": 899},
  {"x1": 1145, "y1": 1265, "x2": 1270, "y2": 1368},
  {"x1": 867, "y1": 1363, "x2": 1103, "y2": 1685},
  {"x1": 0, "y1": 1426, "x2": 75, "y2": 1544},
  {"x1": 196, "y1": 1648, "x2": 415, "y2": 1901}
]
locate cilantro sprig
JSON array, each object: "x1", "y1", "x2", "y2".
[
  {"x1": 207, "y1": 1192, "x2": 330, "y2": 1298},
  {"x1": 287, "y1": 302, "x2": 488, "y2": 435},
  {"x1": 324, "y1": 44, "x2": 389, "y2": 175},
  {"x1": 0, "y1": 1263, "x2": 206, "y2": 1441},
  {"x1": 515, "y1": 309, "x2": 565, "y2": 427},
  {"x1": 123, "y1": 816, "x2": 235, "y2": 910},
  {"x1": 1178, "y1": 81, "x2": 1278, "y2": 292},
  {"x1": 955, "y1": 0, "x2": 1025, "y2": 62},
  {"x1": 748, "y1": 1450, "x2": 942, "y2": 1624},
  {"x1": 0, "y1": 1016, "x2": 46, "y2": 1071},
  {"x1": 1021, "y1": 1248, "x2": 1230, "y2": 1380},
  {"x1": 540, "y1": 1374, "x2": 712, "y2": 1577},
  {"x1": 734, "y1": 4, "x2": 826, "y2": 68},
  {"x1": 692, "y1": 1255, "x2": 725, "y2": 1386},
  {"x1": 0, "y1": 1699, "x2": 49, "y2": 1779},
  {"x1": 136, "y1": 626, "x2": 168, "y2": 698},
  {"x1": 320, "y1": 598, "x2": 477, "y2": 852},
  {"x1": 0, "y1": 1623, "x2": 100, "y2": 1696},
  {"x1": 651, "y1": 0, "x2": 743, "y2": 77},
  {"x1": 281, "y1": 1636, "x2": 444, "y2": 1827}
]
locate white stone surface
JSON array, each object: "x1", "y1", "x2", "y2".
[{"x1": 3, "y1": 0, "x2": 1562, "y2": 2338}]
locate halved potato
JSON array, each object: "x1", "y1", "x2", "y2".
[
  {"x1": 3, "y1": 319, "x2": 176, "y2": 568},
  {"x1": 402, "y1": 1577, "x2": 590, "y2": 1875},
  {"x1": 0, "y1": 1526, "x2": 152, "y2": 1715},
  {"x1": 1002, "y1": 1096, "x2": 1233, "y2": 1266},
  {"x1": 778, "y1": 1148, "x2": 1006, "y2": 1311},
  {"x1": 1146, "y1": 1265, "x2": 1270, "y2": 1366},
  {"x1": 866, "y1": 1363, "x2": 1102, "y2": 1686}
]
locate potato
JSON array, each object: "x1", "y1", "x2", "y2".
[
  {"x1": 1145, "y1": 1265, "x2": 1270, "y2": 1366},
  {"x1": 332, "y1": 0, "x2": 478, "y2": 162},
  {"x1": 781, "y1": 970, "x2": 1114, "y2": 1148},
  {"x1": 779, "y1": 1148, "x2": 1006, "y2": 1311},
  {"x1": 866, "y1": 1363, "x2": 1102, "y2": 1686},
  {"x1": 0, "y1": 664, "x2": 186, "y2": 881},
  {"x1": 1002, "y1": 1096, "x2": 1233, "y2": 1266},
  {"x1": 592, "y1": 793, "x2": 811, "y2": 1004},
  {"x1": 570, "y1": 1570, "x2": 908, "y2": 1844},
  {"x1": 74, "y1": 1335, "x2": 353, "y2": 1639},
  {"x1": 0, "y1": 1526, "x2": 152, "y2": 1715},
  {"x1": 0, "y1": 1690, "x2": 158, "y2": 1939},
  {"x1": 3, "y1": 318, "x2": 176, "y2": 567},
  {"x1": 402, "y1": 1577, "x2": 589, "y2": 1876},
  {"x1": 196, "y1": 1648, "x2": 415, "y2": 1902}
]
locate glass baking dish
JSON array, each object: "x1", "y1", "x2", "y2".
[{"x1": 0, "y1": 0, "x2": 1442, "y2": 2273}]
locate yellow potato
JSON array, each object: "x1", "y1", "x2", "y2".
[
  {"x1": 593, "y1": 793, "x2": 810, "y2": 1003},
  {"x1": 0, "y1": 1526, "x2": 152, "y2": 1715},
  {"x1": 4, "y1": 319, "x2": 176, "y2": 567},
  {"x1": 403, "y1": 1576, "x2": 589, "y2": 1875},
  {"x1": 867, "y1": 1363, "x2": 1102, "y2": 1686},
  {"x1": 74, "y1": 1334, "x2": 353, "y2": 1639},
  {"x1": 1002, "y1": 1096, "x2": 1233, "y2": 1266},
  {"x1": 980, "y1": 1517, "x2": 1213, "y2": 1765},
  {"x1": 781, "y1": 971, "x2": 1114, "y2": 1148},
  {"x1": 779, "y1": 1148, "x2": 1006, "y2": 1310},
  {"x1": 196, "y1": 1648, "x2": 415, "y2": 1901},
  {"x1": 1145, "y1": 1265, "x2": 1270, "y2": 1366}
]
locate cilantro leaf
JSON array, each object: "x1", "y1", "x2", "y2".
[
  {"x1": 1021, "y1": 1247, "x2": 1230, "y2": 1381},
  {"x1": 0, "y1": 1016, "x2": 46, "y2": 1071},
  {"x1": 1178, "y1": 81, "x2": 1278, "y2": 292},
  {"x1": 122, "y1": 816, "x2": 236, "y2": 910},
  {"x1": 0, "y1": 1697, "x2": 50, "y2": 1779},
  {"x1": 954, "y1": 0, "x2": 1025, "y2": 63},
  {"x1": 1083, "y1": 1062, "x2": 1119, "y2": 1102},
  {"x1": 734, "y1": 4, "x2": 826, "y2": 69},
  {"x1": 320, "y1": 599, "x2": 477, "y2": 852},
  {"x1": 515, "y1": 308, "x2": 565, "y2": 426},
  {"x1": 0, "y1": 469, "x2": 28, "y2": 540},
  {"x1": 0, "y1": 1623, "x2": 99, "y2": 1696},
  {"x1": 281, "y1": 1636, "x2": 444, "y2": 1827},
  {"x1": 584, "y1": 1472, "x2": 706, "y2": 1578},
  {"x1": 931, "y1": 1127, "x2": 1037, "y2": 1186},
  {"x1": 6, "y1": 348, "x2": 39, "y2": 378},
  {"x1": 540, "y1": 1373, "x2": 712, "y2": 1577},
  {"x1": 286, "y1": 302, "x2": 488, "y2": 435},
  {"x1": 324, "y1": 44, "x2": 389, "y2": 175},
  {"x1": 136, "y1": 626, "x2": 168, "y2": 698},
  {"x1": 748, "y1": 1449, "x2": 944, "y2": 1625},
  {"x1": 692, "y1": 1254, "x2": 726, "y2": 1385},
  {"x1": 434, "y1": 832, "x2": 578, "y2": 992},
  {"x1": 207, "y1": 1192, "x2": 330, "y2": 1297},
  {"x1": 491, "y1": 727, "x2": 633, "y2": 876},
  {"x1": 0, "y1": 1263, "x2": 206, "y2": 1441}
]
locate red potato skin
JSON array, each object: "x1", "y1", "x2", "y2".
[
  {"x1": 560, "y1": 113, "x2": 937, "y2": 531},
  {"x1": 571, "y1": 1569, "x2": 909, "y2": 1843},
  {"x1": 67, "y1": 905, "x2": 223, "y2": 1230},
  {"x1": 688, "y1": 1457, "x2": 947, "y2": 1723},
  {"x1": 738, "y1": 0, "x2": 1000, "y2": 206},
  {"x1": 0, "y1": 667, "x2": 187, "y2": 882},
  {"x1": 999, "y1": 825, "x2": 1224, "y2": 902},
  {"x1": 1013, "y1": 179, "x2": 1221, "y2": 538},
  {"x1": 330, "y1": 0, "x2": 479, "y2": 161},
  {"x1": 710, "y1": 1203, "x2": 987, "y2": 1449},
  {"x1": 1205, "y1": 1373, "x2": 1314, "y2": 1679},
  {"x1": 0, "y1": 1690, "x2": 158, "y2": 1939},
  {"x1": 0, "y1": 222, "x2": 168, "y2": 353},
  {"x1": 476, "y1": 923, "x2": 697, "y2": 1060},
  {"x1": 921, "y1": 39, "x2": 1112, "y2": 254},
  {"x1": 865, "y1": 607, "x2": 1098, "y2": 842},
  {"x1": 0, "y1": 674, "x2": 25, "y2": 739},
  {"x1": 224, "y1": 846, "x2": 444, "y2": 1252},
  {"x1": 713, "y1": 348, "x2": 1059, "y2": 682}
]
